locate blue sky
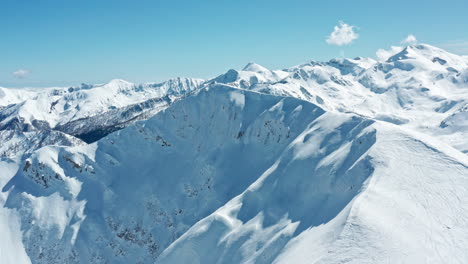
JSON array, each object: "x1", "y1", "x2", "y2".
[{"x1": 1, "y1": 0, "x2": 468, "y2": 87}]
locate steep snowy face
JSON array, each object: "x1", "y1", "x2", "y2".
[
  {"x1": 157, "y1": 120, "x2": 468, "y2": 264},
  {"x1": 4, "y1": 85, "x2": 468, "y2": 264},
  {"x1": 3, "y1": 85, "x2": 325, "y2": 263}
]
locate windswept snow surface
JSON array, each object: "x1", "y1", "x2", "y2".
[
  {"x1": 158, "y1": 119, "x2": 468, "y2": 264},
  {"x1": 213, "y1": 44, "x2": 468, "y2": 153},
  {"x1": 0, "y1": 43, "x2": 468, "y2": 263}
]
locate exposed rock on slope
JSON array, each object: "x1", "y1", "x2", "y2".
[{"x1": 0, "y1": 78, "x2": 203, "y2": 144}]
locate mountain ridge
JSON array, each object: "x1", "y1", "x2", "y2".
[
  {"x1": 4, "y1": 84, "x2": 468, "y2": 263},
  {"x1": 0, "y1": 43, "x2": 468, "y2": 263}
]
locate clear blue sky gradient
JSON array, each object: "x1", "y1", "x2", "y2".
[{"x1": 1, "y1": 0, "x2": 468, "y2": 87}]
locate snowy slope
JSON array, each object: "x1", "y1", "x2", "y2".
[
  {"x1": 158, "y1": 120, "x2": 468, "y2": 264},
  {"x1": 209, "y1": 62, "x2": 289, "y2": 89},
  {"x1": 0, "y1": 78, "x2": 203, "y2": 127},
  {"x1": 2, "y1": 44, "x2": 467, "y2": 150},
  {"x1": 2, "y1": 85, "x2": 468, "y2": 263},
  {"x1": 0, "y1": 77, "x2": 203, "y2": 160},
  {"x1": 0, "y1": 160, "x2": 31, "y2": 264},
  {"x1": 0, "y1": 87, "x2": 40, "y2": 107},
  {"x1": 0, "y1": 43, "x2": 468, "y2": 264},
  {"x1": 212, "y1": 44, "x2": 468, "y2": 153},
  {"x1": 3, "y1": 85, "x2": 325, "y2": 263},
  {"x1": 0, "y1": 78, "x2": 203, "y2": 143},
  {"x1": 0, "y1": 77, "x2": 203, "y2": 263}
]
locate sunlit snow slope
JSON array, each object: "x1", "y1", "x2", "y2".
[
  {"x1": 212, "y1": 44, "x2": 468, "y2": 153},
  {"x1": 2, "y1": 85, "x2": 468, "y2": 264},
  {"x1": 0, "y1": 43, "x2": 468, "y2": 264},
  {"x1": 0, "y1": 78, "x2": 203, "y2": 158}
]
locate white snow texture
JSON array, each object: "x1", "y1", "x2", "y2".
[{"x1": 0, "y1": 43, "x2": 468, "y2": 264}]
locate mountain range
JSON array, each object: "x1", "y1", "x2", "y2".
[{"x1": 0, "y1": 43, "x2": 467, "y2": 264}]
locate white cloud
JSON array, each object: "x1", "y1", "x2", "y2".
[
  {"x1": 401, "y1": 34, "x2": 417, "y2": 45},
  {"x1": 326, "y1": 21, "x2": 359, "y2": 46},
  {"x1": 376, "y1": 46, "x2": 403, "y2": 61},
  {"x1": 12, "y1": 69, "x2": 31, "y2": 79}
]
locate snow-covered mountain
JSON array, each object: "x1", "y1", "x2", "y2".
[
  {"x1": 0, "y1": 78, "x2": 203, "y2": 127},
  {"x1": 1, "y1": 43, "x2": 468, "y2": 264},
  {"x1": 212, "y1": 44, "x2": 468, "y2": 153},
  {"x1": 0, "y1": 77, "x2": 203, "y2": 157}
]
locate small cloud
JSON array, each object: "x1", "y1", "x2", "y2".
[
  {"x1": 376, "y1": 46, "x2": 403, "y2": 61},
  {"x1": 13, "y1": 69, "x2": 31, "y2": 79},
  {"x1": 401, "y1": 34, "x2": 417, "y2": 45},
  {"x1": 326, "y1": 21, "x2": 359, "y2": 46}
]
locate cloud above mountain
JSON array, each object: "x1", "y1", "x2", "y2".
[
  {"x1": 401, "y1": 34, "x2": 417, "y2": 45},
  {"x1": 376, "y1": 46, "x2": 403, "y2": 61},
  {"x1": 326, "y1": 21, "x2": 359, "y2": 46},
  {"x1": 12, "y1": 69, "x2": 30, "y2": 79}
]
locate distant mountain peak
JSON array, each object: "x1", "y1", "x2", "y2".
[
  {"x1": 388, "y1": 43, "x2": 460, "y2": 62},
  {"x1": 242, "y1": 62, "x2": 269, "y2": 73},
  {"x1": 104, "y1": 79, "x2": 134, "y2": 88}
]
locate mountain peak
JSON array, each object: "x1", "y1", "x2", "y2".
[
  {"x1": 105, "y1": 79, "x2": 133, "y2": 87},
  {"x1": 242, "y1": 62, "x2": 269, "y2": 73},
  {"x1": 385, "y1": 43, "x2": 466, "y2": 67}
]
